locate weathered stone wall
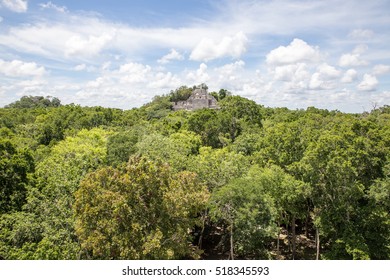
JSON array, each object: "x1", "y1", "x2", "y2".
[{"x1": 173, "y1": 88, "x2": 219, "y2": 111}]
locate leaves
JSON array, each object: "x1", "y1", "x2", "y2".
[{"x1": 74, "y1": 156, "x2": 209, "y2": 259}]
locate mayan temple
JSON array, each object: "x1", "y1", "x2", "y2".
[{"x1": 172, "y1": 86, "x2": 219, "y2": 111}]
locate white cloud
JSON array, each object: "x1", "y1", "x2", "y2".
[
  {"x1": 273, "y1": 63, "x2": 309, "y2": 82},
  {"x1": 186, "y1": 63, "x2": 209, "y2": 83},
  {"x1": 266, "y1": 39, "x2": 321, "y2": 66},
  {"x1": 215, "y1": 60, "x2": 245, "y2": 77},
  {"x1": 118, "y1": 62, "x2": 151, "y2": 84},
  {"x1": 190, "y1": 32, "x2": 248, "y2": 61},
  {"x1": 39, "y1": 1, "x2": 68, "y2": 13},
  {"x1": 317, "y1": 63, "x2": 341, "y2": 78},
  {"x1": 74, "y1": 64, "x2": 86, "y2": 71},
  {"x1": 308, "y1": 64, "x2": 340, "y2": 90},
  {"x1": 357, "y1": 74, "x2": 378, "y2": 91},
  {"x1": 1, "y1": 0, "x2": 27, "y2": 13},
  {"x1": 309, "y1": 73, "x2": 323, "y2": 90},
  {"x1": 348, "y1": 29, "x2": 374, "y2": 40},
  {"x1": 372, "y1": 64, "x2": 390, "y2": 76},
  {"x1": 339, "y1": 45, "x2": 368, "y2": 67},
  {"x1": 213, "y1": 60, "x2": 246, "y2": 90},
  {"x1": 0, "y1": 16, "x2": 3, "y2": 23},
  {"x1": 339, "y1": 53, "x2": 368, "y2": 67},
  {"x1": 0, "y1": 17, "x2": 208, "y2": 63},
  {"x1": 309, "y1": 73, "x2": 336, "y2": 90},
  {"x1": 157, "y1": 49, "x2": 184, "y2": 64},
  {"x1": 17, "y1": 79, "x2": 47, "y2": 95},
  {"x1": 65, "y1": 33, "x2": 113, "y2": 57},
  {"x1": 149, "y1": 72, "x2": 180, "y2": 89},
  {"x1": 0, "y1": 59, "x2": 45, "y2": 77},
  {"x1": 341, "y1": 69, "x2": 358, "y2": 83}
]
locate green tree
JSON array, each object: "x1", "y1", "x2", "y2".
[
  {"x1": 188, "y1": 147, "x2": 250, "y2": 191},
  {"x1": 0, "y1": 140, "x2": 34, "y2": 214},
  {"x1": 246, "y1": 165, "x2": 308, "y2": 259},
  {"x1": 0, "y1": 128, "x2": 110, "y2": 259},
  {"x1": 136, "y1": 131, "x2": 200, "y2": 171},
  {"x1": 106, "y1": 129, "x2": 140, "y2": 166},
  {"x1": 74, "y1": 156, "x2": 209, "y2": 259},
  {"x1": 5, "y1": 96, "x2": 61, "y2": 109},
  {"x1": 209, "y1": 176, "x2": 276, "y2": 259}
]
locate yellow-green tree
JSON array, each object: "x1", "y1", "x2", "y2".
[{"x1": 74, "y1": 156, "x2": 209, "y2": 259}]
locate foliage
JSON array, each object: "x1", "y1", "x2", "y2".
[
  {"x1": 74, "y1": 156, "x2": 209, "y2": 259},
  {"x1": 5, "y1": 96, "x2": 61, "y2": 109},
  {"x1": 0, "y1": 128, "x2": 110, "y2": 259},
  {"x1": 209, "y1": 176, "x2": 276, "y2": 258},
  {"x1": 0, "y1": 91, "x2": 389, "y2": 260},
  {"x1": 0, "y1": 141, "x2": 34, "y2": 214}
]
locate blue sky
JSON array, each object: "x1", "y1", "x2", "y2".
[{"x1": 0, "y1": 0, "x2": 389, "y2": 112}]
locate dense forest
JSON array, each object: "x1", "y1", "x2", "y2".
[{"x1": 0, "y1": 85, "x2": 389, "y2": 260}]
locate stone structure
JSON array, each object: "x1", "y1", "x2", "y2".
[{"x1": 172, "y1": 87, "x2": 219, "y2": 111}]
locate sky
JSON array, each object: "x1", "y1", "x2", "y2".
[{"x1": 0, "y1": 0, "x2": 389, "y2": 112}]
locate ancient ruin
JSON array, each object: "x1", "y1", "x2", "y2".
[{"x1": 172, "y1": 86, "x2": 219, "y2": 111}]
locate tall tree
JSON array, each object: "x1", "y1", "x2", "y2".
[
  {"x1": 74, "y1": 156, "x2": 209, "y2": 259},
  {"x1": 0, "y1": 140, "x2": 34, "y2": 214},
  {"x1": 209, "y1": 176, "x2": 276, "y2": 259}
]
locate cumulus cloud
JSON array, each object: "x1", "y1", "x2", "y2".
[
  {"x1": 149, "y1": 72, "x2": 180, "y2": 89},
  {"x1": 0, "y1": 59, "x2": 45, "y2": 77},
  {"x1": 39, "y1": 1, "x2": 68, "y2": 13},
  {"x1": 190, "y1": 32, "x2": 248, "y2": 61},
  {"x1": 317, "y1": 63, "x2": 341, "y2": 78},
  {"x1": 341, "y1": 69, "x2": 358, "y2": 83},
  {"x1": 213, "y1": 60, "x2": 246, "y2": 89},
  {"x1": 266, "y1": 39, "x2": 321, "y2": 66},
  {"x1": 273, "y1": 63, "x2": 309, "y2": 82},
  {"x1": 118, "y1": 62, "x2": 151, "y2": 84},
  {"x1": 65, "y1": 33, "x2": 113, "y2": 57},
  {"x1": 339, "y1": 45, "x2": 368, "y2": 67},
  {"x1": 17, "y1": 79, "x2": 47, "y2": 95},
  {"x1": 1, "y1": 0, "x2": 27, "y2": 13},
  {"x1": 357, "y1": 74, "x2": 378, "y2": 91},
  {"x1": 339, "y1": 53, "x2": 366, "y2": 67},
  {"x1": 309, "y1": 73, "x2": 335, "y2": 90},
  {"x1": 307, "y1": 64, "x2": 340, "y2": 90},
  {"x1": 157, "y1": 49, "x2": 184, "y2": 64},
  {"x1": 372, "y1": 64, "x2": 390, "y2": 76},
  {"x1": 186, "y1": 63, "x2": 209, "y2": 83}
]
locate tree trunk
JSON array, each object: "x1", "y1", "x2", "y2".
[
  {"x1": 291, "y1": 215, "x2": 296, "y2": 260},
  {"x1": 316, "y1": 227, "x2": 320, "y2": 260},
  {"x1": 277, "y1": 220, "x2": 281, "y2": 256},
  {"x1": 230, "y1": 222, "x2": 234, "y2": 260},
  {"x1": 286, "y1": 223, "x2": 291, "y2": 253},
  {"x1": 305, "y1": 209, "x2": 310, "y2": 238},
  {"x1": 198, "y1": 210, "x2": 207, "y2": 249}
]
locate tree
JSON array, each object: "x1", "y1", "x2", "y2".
[
  {"x1": 0, "y1": 140, "x2": 34, "y2": 214},
  {"x1": 0, "y1": 128, "x2": 110, "y2": 259},
  {"x1": 246, "y1": 165, "x2": 308, "y2": 259},
  {"x1": 74, "y1": 156, "x2": 209, "y2": 259},
  {"x1": 168, "y1": 86, "x2": 193, "y2": 102},
  {"x1": 106, "y1": 129, "x2": 140, "y2": 166},
  {"x1": 5, "y1": 96, "x2": 61, "y2": 109},
  {"x1": 135, "y1": 131, "x2": 201, "y2": 171},
  {"x1": 294, "y1": 131, "x2": 368, "y2": 259},
  {"x1": 186, "y1": 109, "x2": 222, "y2": 148},
  {"x1": 187, "y1": 147, "x2": 250, "y2": 191},
  {"x1": 219, "y1": 95, "x2": 262, "y2": 127},
  {"x1": 209, "y1": 176, "x2": 276, "y2": 259}
]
